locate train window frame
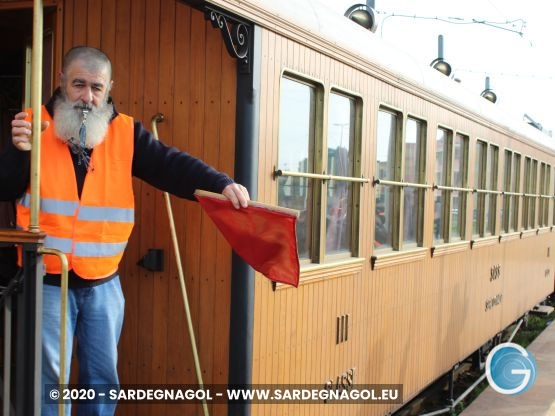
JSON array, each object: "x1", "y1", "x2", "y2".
[
  {"x1": 539, "y1": 162, "x2": 551, "y2": 227},
  {"x1": 530, "y1": 159, "x2": 538, "y2": 228},
  {"x1": 450, "y1": 132, "x2": 470, "y2": 242},
  {"x1": 402, "y1": 114, "x2": 428, "y2": 249},
  {"x1": 324, "y1": 87, "x2": 364, "y2": 263},
  {"x1": 473, "y1": 140, "x2": 499, "y2": 238},
  {"x1": 553, "y1": 166, "x2": 555, "y2": 226},
  {"x1": 522, "y1": 156, "x2": 539, "y2": 230},
  {"x1": 501, "y1": 149, "x2": 521, "y2": 234},
  {"x1": 373, "y1": 106, "x2": 428, "y2": 253},
  {"x1": 512, "y1": 153, "x2": 521, "y2": 231},
  {"x1": 274, "y1": 73, "x2": 364, "y2": 267},
  {"x1": 275, "y1": 74, "x2": 325, "y2": 265},
  {"x1": 433, "y1": 127, "x2": 470, "y2": 244}
]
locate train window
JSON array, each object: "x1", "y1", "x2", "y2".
[
  {"x1": 547, "y1": 165, "x2": 552, "y2": 226},
  {"x1": 473, "y1": 140, "x2": 498, "y2": 237},
  {"x1": 276, "y1": 77, "x2": 362, "y2": 265},
  {"x1": 512, "y1": 154, "x2": 521, "y2": 231},
  {"x1": 539, "y1": 163, "x2": 551, "y2": 227},
  {"x1": 325, "y1": 92, "x2": 358, "y2": 256},
  {"x1": 403, "y1": 118, "x2": 426, "y2": 246},
  {"x1": 502, "y1": 150, "x2": 511, "y2": 233},
  {"x1": 433, "y1": 129, "x2": 469, "y2": 243},
  {"x1": 277, "y1": 77, "x2": 319, "y2": 260},
  {"x1": 553, "y1": 166, "x2": 555, "y2": 226},
  {"x1": 522, "y1": 157, "x2": 539, "y2": 230},
  {"x1": 473, "y1": 141, "x2": 485, "y2": 236},
  {"x1": 502, "y1": 150, "x2": 521, "y2": 233},
  {"x1": 522, "y1": 157, "x2": 531, "y2": 229},
  {"x1": 374, "y1": 110, "x2": 426, "y2": 251},
  {"x1": 451, "y1": 134, "x2": 469, "y2": 240},
  {"x1": 434, "y1": 128, "x2": 450, "y2": 243},
  {"x1": 484, "y1": 145, "x2": 499, "y2": 236},
  {"x1": 529, "y1": 159, "x2": 538, "y2": 228},
  {"x1": 375, "y1": 109, "x2": 399, "y2": 250}
]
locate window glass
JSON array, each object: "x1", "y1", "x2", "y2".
[
  {"x1": 277, "y1": 78, "x2": 316, "y2": 259},
  {"x1": 376, "y1": 111, "x2": 397, "y2": 181},
  {"x1": 403, "y1": 118, "x2": 425, "y2": 245},
  {"x1": 511, "y1": 154, "x2": 520, "y2": 231},
  {"x1": 530, "y1": 160, "x2": 538, "y2": 227},
  {"x1": 434, "y1": 128, "x2": 449, "y2": 242},
  {"x1": 485, "y1": 145, "x2": 498, "y2": 235},
  {"x1": 326, "y1": 93, "x2": 355, "y2": 254},
  {"x1": 501, "y1": 150, "x2": 512, "y2": 233},
  {"x1": 522, "y1": 157, "x2": 531, "y2": 229},
  {"x1": 375, "y1": 109, "x2": 401, "y2": 250},
  {"x1": 451, "y1": 134, "x2": 468, "y2": 240},
  {"x1": 473, "y1": 141, "x2": 486, "y2": 236},
  {"x1": 375, "y1": 185, "x2": 393, "y2": 249}
]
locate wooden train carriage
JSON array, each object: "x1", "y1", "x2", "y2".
[
  {"x1": 1, "y1": 0, "x2": 554, "y2": 415},
  {"x1": 212, "y1": 0, "x2": 553, "y2": 415}
]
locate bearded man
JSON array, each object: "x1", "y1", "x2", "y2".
[{"x1": 2, "y1": 46, "x2": 249, "y2": 415}]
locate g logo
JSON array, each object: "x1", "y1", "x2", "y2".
[{"x1": 486, "y1": 342, "x2": 537, "y2": 395}]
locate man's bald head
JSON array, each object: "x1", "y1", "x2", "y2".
[{"x1": 62, "y1": 46, "x2": 112, "y2": 81}]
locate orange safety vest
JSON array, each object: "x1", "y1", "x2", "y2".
[{"x1": 16, "y1": 106, "x2": 135, "y2": 279}]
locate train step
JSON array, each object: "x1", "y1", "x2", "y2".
[{"x1": 531, "y1": 305, "x2": 555, "y2": 316}]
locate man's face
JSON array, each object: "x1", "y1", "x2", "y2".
[{"x1": 62, "y1": 59, "x2": 111, "y2": 108}]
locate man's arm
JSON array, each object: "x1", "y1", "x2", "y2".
[{"x1": 132, "y1": 121, "x2": 248, "y2": 206}]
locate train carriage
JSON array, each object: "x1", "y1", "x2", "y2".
[{"x1": 0, "y1": 0, "x2": 553, "y2": 415}]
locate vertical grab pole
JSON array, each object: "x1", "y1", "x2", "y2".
[
  {"x1": 151, "y1": 113, "x2": 210, "y2": 416},
  {"x1": 37, "y1": 248, "x2": 69, "y2": 416},
  {"x1": 29, "y1": 0, "x2": 44, "y2": 232}
]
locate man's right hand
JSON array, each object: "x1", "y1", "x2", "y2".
[{"x1": 11, "y1": 112, "x2": 49, "y2": 151}]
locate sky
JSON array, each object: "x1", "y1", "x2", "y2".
[{"x1": 321, "y1": 0, "x2": 555, "y2": 135}]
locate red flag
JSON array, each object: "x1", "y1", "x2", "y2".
[{"x1": 194, "y1": 190, "x2": 300, "y2": 287}]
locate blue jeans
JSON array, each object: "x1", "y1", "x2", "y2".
[{"x1": 41, "y1": 276, "x2": 125, "y2": 416}]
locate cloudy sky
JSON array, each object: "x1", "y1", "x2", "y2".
[{"x1": 322, "y1": 0, "x2": 555, "y2": 135}]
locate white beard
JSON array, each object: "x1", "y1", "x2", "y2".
[{"x1": 53, "y1": 95, "x2": 113, "y2": 149}]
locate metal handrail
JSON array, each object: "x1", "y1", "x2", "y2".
[
  {"x1": 37, "y1": 248, "x2": 68, "y2": 416},
  {"x1": 433, "y1": 184, "x2": 473, "y2": 192},
  {"x1": 274, "y1": 169, "x2": 369, "y2": 183},
  {"x1": 474, "y1": 188, "x2": 502, "y2": 195},
  {"x1": 151, "y1": 114, "x2": 209, "y2": 416},
  {"x1": 373, "y1": 178, "x2": 432, "y2": 189},
  {"x1": 29, "y1": 0, "x2": 44, "y2": 233}
]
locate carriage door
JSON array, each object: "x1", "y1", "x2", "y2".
[{"x1": 0, "y1": 1, "x2": 60, "y2": 283}]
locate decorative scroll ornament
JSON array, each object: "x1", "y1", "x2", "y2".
[{"x1": 205, "y1": 7, "x2": 251, "y2": 70}]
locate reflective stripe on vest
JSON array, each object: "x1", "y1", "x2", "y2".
[
  {"x1": 19, "y1": 193, "x2": 79, "y2": 216},
  {"x1": 77, "y1": 206, "x2": 134, "y2": 223},
  {"x1": 74, "y1": 241, "x2": 128, "y2": 257},
  {"x1": 44, "y1": 235, "x2": 73, "y2": 253}
]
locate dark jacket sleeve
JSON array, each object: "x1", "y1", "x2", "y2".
[
  {"x1": 131, "y1": 121, "x2": 234, "y2": 200},
  {"x1": 0, "y1": 142, "x2": 30, "y2": 201}
]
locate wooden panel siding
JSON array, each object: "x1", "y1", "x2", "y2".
[
  {"x1": 59, "y1": 1, "x2": 237, "y2": 415},
  {"x1": 252, "y1": 27, "x2": 555, "y2": 416}
]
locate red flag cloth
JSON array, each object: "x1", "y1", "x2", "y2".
[{"x1": 195, "y1": 191, "x2": 300, "y2": 287}]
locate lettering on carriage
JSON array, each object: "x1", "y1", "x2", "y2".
[
  {"x1": 490, "y1": 264, "x2": 501, "y2": 282},
  {"x1": 323, "y1": 368, "x2": 356, "y2": 403},
  {"x1": 485, "y1": 294, "x2": 503, "y2": 311}
]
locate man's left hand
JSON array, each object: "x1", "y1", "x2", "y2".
[{"x1": 222, "y1": 183, "x2": 250, "y2": 209}]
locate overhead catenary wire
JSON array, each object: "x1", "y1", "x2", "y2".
[
  {"x1": 378, "y1": 11, "x2": 526, "y2": 37},
  {"x1": 151, "y1": 113, "x2": 210, "y2": 416}
]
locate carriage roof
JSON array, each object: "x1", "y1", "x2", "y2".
[{"x1": 247, "y1": 0, "x2": 554, "y2": 151}]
